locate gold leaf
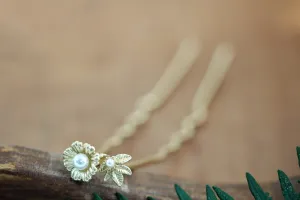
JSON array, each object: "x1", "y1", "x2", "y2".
[
  {"x1": 116, "y1": 165, "x2": 132, "y2": 175},
  {"x1": 112, "y1": 170, "x2": 124, "y2": 186},
  {"x1": 113, "y1": 154, "x2": 132, "y2": 164},
  {"x1": 104, "y1": 171, "x2": 112, "y2": 181}
]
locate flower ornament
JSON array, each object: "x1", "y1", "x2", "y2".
[
  {"x1": 63, "y1": 141, "x2": 133, "y2": 186},
  {"x1": 98, "y1": 154, "x2": 132, "y2": 186},
  {"x1": 63, "y1": 141, "x2": 101, "y2": 182}
]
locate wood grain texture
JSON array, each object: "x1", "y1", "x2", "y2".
[
  {"x1": 0, "y1": 146, "x2": 299, "y2": 200},
  {"x1": 0, "y1": 0, "x2": 300, "y2": 185}
]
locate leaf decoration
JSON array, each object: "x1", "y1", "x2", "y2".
[
  {"x1": 246, "y1": 172, "x2": 272, "y2": 200},
  {"x1": 113, "y1": 154, "x2": 132, "y2": 164},
  {"x1": 104, "y1": 171, "x2": 111, "y2": 181},
  {"x1": 92, "y1": 193, "x2": 103, "y2": 200},
  {"x1": 116, "y1": 165, "x2": 132, "y2": 175},
  {"x1": 112, "y1": 170, "x2": 124, "y2": 187},
  {"x1": 116, "y1": 192, "x2": 129, "y2": 200},
  {"x1": 174, "y1": 184, "x2": 192, "y2": 200},
  {"x1": 212, "y1": 186, "x2": 234, "y2": 200},
  {"x1": 297, "y1": 146, "x2": 300, "y2": 168},
  {"x1": 277, "y1": 170, "x2": 299, "y2": 200},
  {"x1": 206, "y1": 185, "x2": 218, "y2": 200}
]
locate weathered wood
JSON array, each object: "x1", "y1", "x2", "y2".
[{"x1": 0, "y1": 146, "x2": 299, "y2": 200}]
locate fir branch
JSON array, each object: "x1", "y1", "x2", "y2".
[
  {"x1": 277, "y1": 170, "x2": 299, "y2": 200},
  {"x1": 246, "y1": 172, "x2": 272, "y2": 200},
  {"x1": 146, "y1": 197, "x2": 156, "y2": 200},
  {"x1": 92, "y1": 193, "x2": 103, "y2": 200},
  {"x1": 296, "y1": 146, "x2": 300, "y2": 189},
  {"x1": 115, "y1": 192, "x2": 128, "y2": 200},
  {"x1": 212, "y1": 186, "x2": 234, "y2": 200},
  {"x1": 174, "y1": 184, "x2": 192, "y2": 200},
  {"x1": 206, "y1": 185, "x2": 218, "y2": 200},
  {"x1": 297, "y1": 146, "x2": 300, "y2": 168}
]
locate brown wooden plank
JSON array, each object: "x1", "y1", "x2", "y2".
[{"x1": 0, "y1": 145, "x2": 299, "y2": 200}]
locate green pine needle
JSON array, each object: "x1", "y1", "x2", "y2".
[
  {"x1": 212, "y1": 186, "x2": 234, "y2": 200},
  {"x1": 116, "y1": 192, "x2": 129, "y2": 200},
  {"x1": 92, "y1": 193, "x2": 103, "y2": 200},
  {"x1": 297, "y1": 146, "x2": 300, "y2": 168},
  {"x1": 174, "y1": 184, "x2": 192, "y2": 200},
  {"x1": 147, "y1": 197, "x2": 156, "y2": 200},
  {"x1": 206, "y1": 185, "x2": 218, "y2": 200},
  {"x1": 146, "y1": 197, "x2": 156, "y2": 200},
  {"x1": 246, "y1": 172, "x2": 272, "y2": 200},
  {"x1": 277, "y1": 170, "x2": 299, "y2": 200}
]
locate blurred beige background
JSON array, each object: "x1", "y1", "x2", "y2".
[{"x1": 0, "y1": 1, "x2": 300, "y2": 184}]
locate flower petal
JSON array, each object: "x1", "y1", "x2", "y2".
[
  {"x1": 104, "y1": 171, "x2": 112, "y2": 181},
  {"x1": 89, "y1": 165, "x2": 98, "y2": 175},
  {"x1": 112, "y1": 170, "x2": 124, "y2": 186},
  {"x1": 64, "y1": 159, "x2": 74, "y2": 171},
  {"x1": 113, "y1": 154, "x2": 132, "y2": 164},
  {"x1": 63, "y1": 147, "x2": 76, "y2": 159},
  {"x1": 115, "y1": 165, "x2": 132, "y2": 175},
  {"x1": 71, "y1": 168, "x2": 81, "y2": 181},
  {"x1": 82, "y1": 172, "x2": 92, "y2": 182},
  {"x1": 84, "y1": 143, "x2": 95, "y2": 154},
  {"x1": 71, "y1": 141, "x2": 84, "y2": 153},
  {"x1": 91, "y1": 153, "x2": 101, "y2": 165}
]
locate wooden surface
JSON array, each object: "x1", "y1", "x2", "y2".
[
  {"x1": 0, "y1": 145, "x2": 299, "y2": 200},
  {"x1": 0, "y1": 1, "x2": 300, "y2": 184}
]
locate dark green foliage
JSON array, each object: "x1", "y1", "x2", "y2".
[
  {"x1": 146, "y1": 197, "x2": 156, "y2": 200},
  {"x1": 92, "y1": 193, "x2": 103, "y2": 200},
  {"x1": 206, "y1": 185, "x2": 218, "y2": 200},
  {"x1": 277, "y1": 170, "x2": 300, "y2": 200},
  {"x1": 246, "y1": 172, "x2": 272, "y2": 200},
  {"x1": 174, "y1": 184, "x2": 192, "y2": 200},
  {"x1": 116, "y1": 192, "x2": 129, "y2": 200},
  {"x1": 297, "y1": 146, "x2": 300, "y2": 187},
  {"x1": 297, "y1": 146, "x2": 300, "y2": 168},
  {"x1": 212, "y1": 186, "x2": 234, "y2": 200}
]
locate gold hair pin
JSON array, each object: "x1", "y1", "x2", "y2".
[
  {"x1": 63, "y1": 141, "x2": 132, "y2": 186},
  {"x1": 62, "y1": 40, "x2": 234, "y2": 187}
]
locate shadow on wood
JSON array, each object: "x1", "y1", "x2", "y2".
[{"x1": 0, "y1": 146, "x2": 298, "y2": 200}]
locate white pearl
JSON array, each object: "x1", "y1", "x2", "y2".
[
  {"x1": 105, "y1": 158, "x2": 115, "y2": 168},
  {"x1": 73, "y1": 153, "x2": 89, "y2": 170}
]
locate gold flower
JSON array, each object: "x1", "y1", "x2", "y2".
[
  {"x1": 98, "y1": 154, "x2": 132, "y2": 186},
  {"x1": 63, "y1": 141, "x2": 101, "y2": 182}
]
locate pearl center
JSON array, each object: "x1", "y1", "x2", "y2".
[
  {"x1": 105, "y1": 158, "x2": 115, "y2": 168},
  {"x1": 73, "y1": 153, "x2": 89, "y2": 170}
]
